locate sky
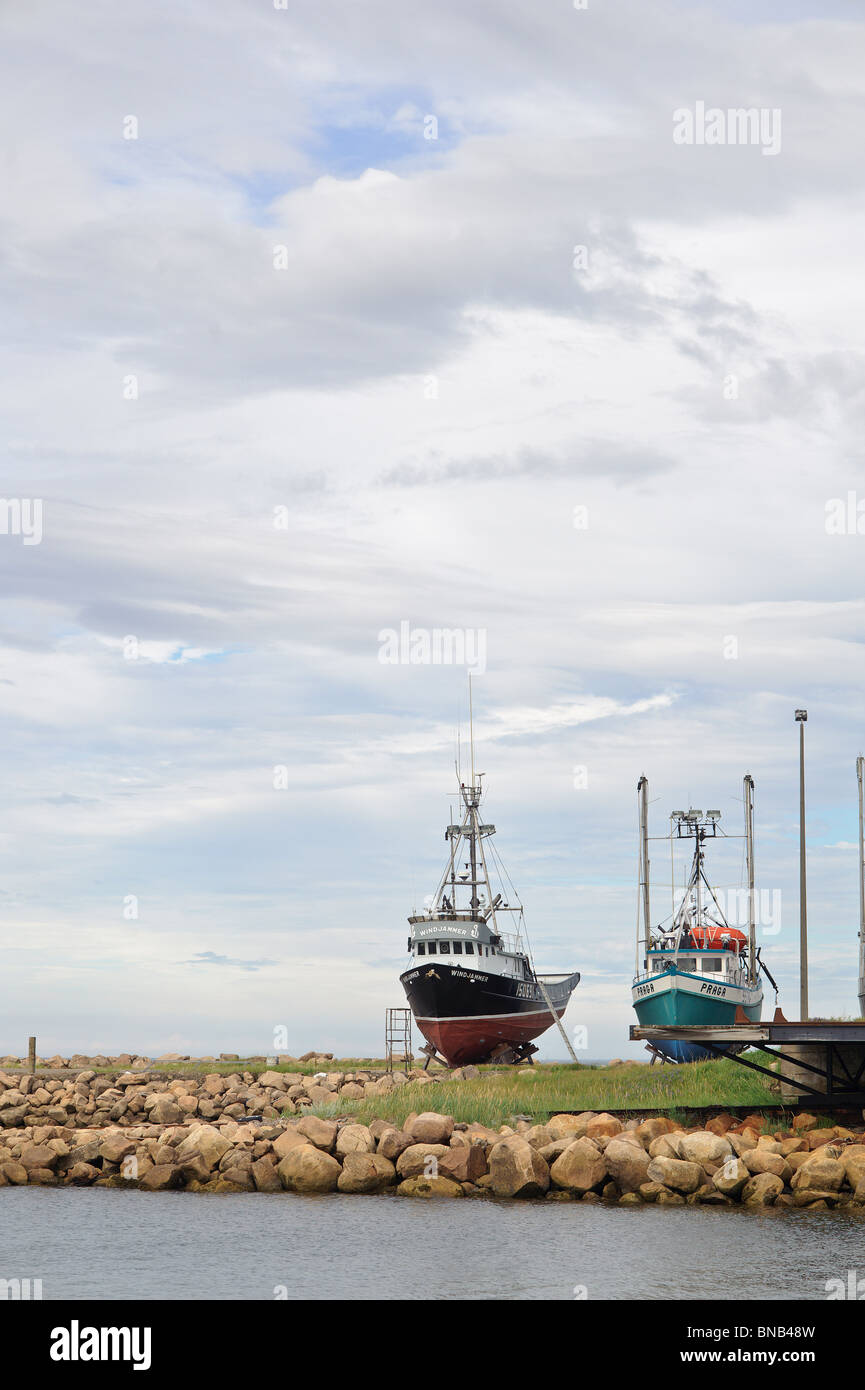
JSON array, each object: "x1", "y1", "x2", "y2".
[{"x1": 1, "y1": 0, "x2": 864, "y2": 1060}]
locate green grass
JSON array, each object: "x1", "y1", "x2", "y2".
[{"x1": 299, "y1": 1057, "x2": 777, "y2": 1129}]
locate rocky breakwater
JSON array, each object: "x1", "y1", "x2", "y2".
[
  {"x1": 0, "y1": 1065, "x2": 470, "y2": 1130},
  {"x1": 1, "y1": 1092, "x2": 865, "y2": 1208}
]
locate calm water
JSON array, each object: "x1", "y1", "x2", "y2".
[{"x1": 4, "y1": 1188, "x2": 865, "y2": 1300}]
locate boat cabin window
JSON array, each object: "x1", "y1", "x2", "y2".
[
  {"x1": 464, "y1": 942, "x2": 474, "y2": 955},
  {"x1": 703, "y1": 958, "x2": 722, "y2": 971},
  {"x1": 439, "y1": 941, "x2": 450, "y2": 954},
  {"x1": 417, "y1": 942, "x2": 425, "y2": 956},
  {"x1": 452, "y1": 941, "x2": 463, "y2": 954},
  {"x1": 427, "y1": 942, "x2": 436, "y2": 955},
  {"x1": 676, "y1": 957, "x2": 697, "y2": 972}
]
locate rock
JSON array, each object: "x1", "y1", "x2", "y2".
[
  {"x1": 437, "y1": 1145, "x2": 488, "y2": 1184},
  {"x1": 397, "y1": 1175, "x2": 464, "y2": 1198},
  {"x1": 524, "y1": 1125, "x2": 553, "y2": 1150},
  {"x1": 635, "y1": 1117, "x2": 679, "y2": 1144},
  {"x1": 139, "y1": 1164, "x2": 183, "y2": 1192},
  {"x1": 98, "y1": 1134, "x2": 136, "y2": 1165},
  {"x1": 277, "y1": 1146, "x2": 341, "y2": 1194},
  {"x1": 585, "y1": 1113, "x2": 623, "y2": 1140},
  {"x1": 791, "y1": 1155, "x2": 846, "y2": 1193},
  {"x1": 272, "y1": 1128, "x2": 311, "y2": 1160},
  {"x1": 377, "y1": 1127, "x2": 413, "y2": 1161},
  {"x1": 176, "y1": 1125, "x2": 231, "y2": 1170},
  {"x1": 603, "y1": 1137, "x2": 651, "y2": 1192},
  {"x1": 656, "y1": 1190, "x2": 686, "y2": 1206},
  {"x1": 712, "y1": 1158, "x2": 750, "y2": 1197},
  {"x1": 337, "y1": 1153, "x2": 397, "y2": 1193},
  {"x1": 296, "y1": 1116, "x2": 338, "y2": 1152},
  {"x1": 257, "y1": 1072, "x2": 287, "y2": 1090},
  {"x1": 677, "y1": 1132, "x2": 732, "y2": 1165},
  {"x1": 743, "y1": 1149, "x2": 792, "y2": 1184},
  {"x1": 741, "y1": 1173, "x2": 783, "y2": 1206},
  {"x1": 251, "y1": 1156, "x2": 282, "y2": 1192},
  {"x1": 550, "y1": 1138, "x2": 608, "y2": 1194},
  {"x1": 335, "y1": 1124, "x2": 375, "y2": 1157},
  {"x1": 792, "y1": 1112, "x2": 818, "y2": 1132},
  {"x1": 792, "y1": 1188, "x2": 840, "y2": 1207},
  {"x1": 488, "y1": 1136, "x2": 550, "y2": 1198},
  {"x1": 638, "y1": 1181, "x2": 665, "y2": 1202},
  {"x1": 547, "y1": 1112, "x2": 595, "y2": 1141},
  {"x1": 339, "y1": 1083, "x2": 365, "y2": 1100},
  {"x1": 705, "y1": 1113, "x2": 736, "y2": 1135},
  {"x1": 147, "y1": 1096, "x2": 184, "y2": 1126},
  {"x1": 648, "y1": 1134, "x2": 682, "y2": 1160},
  {"x1": 840, "y1": 1146, "x2": 865, "y2": 1189},
  {"x1": 0, "y1": 1161, "x2": 28, "y2": 1185},
  {"x1": 646, "y1": 1157, "x2": 703, "y2": 1194},
  {"x1": 406, "y1": 1112, "x2": 454, "y2": 1145},
  {"x1": 19, "y1": 1144, "x2": 59, "y2": 1171},
  {"x1": 67, "y1": 1162, "x2": 100, "y2": 1184},
  {"x1": 395, "y1": 1143, "x2": 452, "y2": 1179}
]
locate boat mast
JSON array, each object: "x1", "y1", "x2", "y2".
[
  {"x1": 637, "y1": 775, "x2": 650, "y2": 971},
  {"x1": 744, "y1": 773, "x2": 756, "y2": 985},
  {"x1": 858, "y1": 755, "x2": 865, "y2": 1017}
]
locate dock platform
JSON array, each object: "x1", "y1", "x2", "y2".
[{"x1": 629, "y1": 1017, "x2": 865, "y2": 1106}]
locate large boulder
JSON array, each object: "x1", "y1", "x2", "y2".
[
  {"x1": 139, "y1": 1164, "x2": 183, "y2": 1192},
  {"x1": 98, "y1": 1134, "x2": 136, "y2": 1165},
  {"x1": 646, "y1": 1157, "x2": 703, "y2": 1194},
  {"x1": 840, "y1": 1146, "x2": 865, "y2": 1190},
  {"x1": 547, "y1": 1112, "x2": 595, "y2": 1142},
  {"x1": 176, "y1": 1125, "x2": 231, "y2": 1171},
  {"x1": 377, "y1": 1127, "x2": 414, "y2": 1161},
  {"x1": 437, "y1": 1145, "x2": 488, "y2": 1184},
  {"x1": 251, "y1": 1156, "x2": 282, "y2": 1192},
  {"x1": 335, "y1": 1124, "x2": 375, "y2": 1157},
  {"x1": 406, "y1": 1113, "x2": 454, "y2": 1145},
  {"x1": 741, "y1": 1173, "x2": 783, "y2": 1206},
  {"x1": 146, "y1": 1095, "x2": 184, "y2": 1126},
  {"x1": 272, "y1": 1128, "x2": 311, "y2": 1160},
  {"x1": 397, "y1": 1175, "x2": 464, "y2": 1198},
  {"x1": 677, "y1": 1132, "x2": 732, "y2": 1166},
  {"x1": 395, "y1": 1143, "x2": 452, "y2": 1180},
  {"x1": 550, "y1": 1138, "x2": 607, "y2": 1194},
  {"x1": 277, "y1": 1146, "x2": 341, "y2": 1194},
  {"x1": 488, "y1": 1137, "x2": 550, "y2": 1198},
  {"x1": 337, "y1": 1153, "x2": 397, "y2": 1193},
  {"x1": 712, "y1": 1158, "x2": 750, "y2": 1198},
  {"x1": 791, "y1": 1154, "x2": 846, "y2": 1193},
  {"x1": 296, "y1": 1116, "x2": 338, "y2": 1152},
  {"x1": 635, "y1": 1116, "x2": 679, "y2": 1144},
  {"x1": 603, "y1": 1137, "x2": 651, "y2": 1193},
  {"x1": 743, "y1": 1149, "x2": 792, "y2": 1184},
  {"x1": 19, "y1": 1144, "x2": 59, "y2": 1171},
  {"x1": 585, "y1": 1113, "x2": 623, "y2": 1141}
]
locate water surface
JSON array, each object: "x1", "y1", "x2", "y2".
[{"x1": 4, "y1": 1188, "x2": 864, "y2": 1300}]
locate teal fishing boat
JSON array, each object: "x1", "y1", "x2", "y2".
[{"x1": 631, "y1": 774, "x2": 774, "y2": 1062}]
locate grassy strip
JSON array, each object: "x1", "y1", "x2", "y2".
[{"x1": 301, "y1": 1056, "x2": 778, "y2": 1129}]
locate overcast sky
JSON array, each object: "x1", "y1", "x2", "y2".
[{"x1": 1, "y1": 0, "x2": 864, "y2": 1060}]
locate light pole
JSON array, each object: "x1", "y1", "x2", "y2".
[{"x1": 795, "y1": 709, "x2": 808, "y2": 1019}]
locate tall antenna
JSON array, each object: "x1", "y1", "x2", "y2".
[
  {"x1": 744, "y1": 773, "x2": 756, "y2": 985},
  {"x1": 469, "y1": 674, "x2": 475, "y2": 787},
  {"x1": 858, "y1": 755, "x2": 865, "y2": 1017}
]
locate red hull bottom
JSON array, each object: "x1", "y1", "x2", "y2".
[{"x1": 415, "y1": 1007, "x2": 566, "y2": 1067}]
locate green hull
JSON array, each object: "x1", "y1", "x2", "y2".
[{"x1": 633, "y1": 972, "x2": 762, "y2": 1062}]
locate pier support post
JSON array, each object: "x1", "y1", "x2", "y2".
[{"x1": 28, "y1": 1036, "x2": 36, "y2": 1075}]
